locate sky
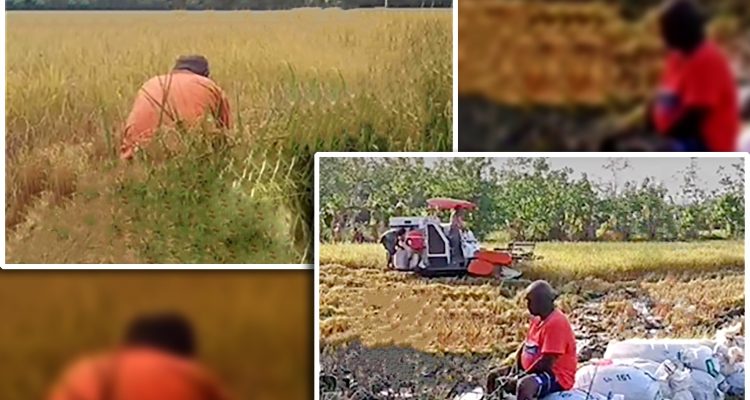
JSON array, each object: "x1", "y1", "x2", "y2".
[{"x1": 418, "y1": 156, "x2": 743, "y2": 197}]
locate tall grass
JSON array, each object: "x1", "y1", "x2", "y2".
[{"x1": 5, "y1": 10, "x2": 452, "y2": 263}]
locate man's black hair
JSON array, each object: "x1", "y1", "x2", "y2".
[
  {"x1": 173, "y1": 55, "x2": 210, "y2": 78},
  {"x1": 123, "y1": 312, "x2": 196, "y2": 358},
  {"x1": 396, "y1": 227, "x2": 407, "y2": 235},
  {"x1": 659, "y1": 0, "x2": 707, "y2": 53}
]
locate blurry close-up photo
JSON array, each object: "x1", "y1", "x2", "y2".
[
  {"x1": 0, "y1": 271, "x2": 311, "y2": 400},
  {"x1": 458, "y1": 0, "x2": 750, "y2": 151}
]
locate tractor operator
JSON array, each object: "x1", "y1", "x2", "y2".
[
  {"x1": 486, "y1": 280, "x2": 577, "y2": 400},
  {"x1": 448, "y1": 208, "x2": 466, "y2": 262},
  {"x1": 648, "y1": 0, "x2": 739, "y2": 151},
  {"x1": 120, "y1": 55, "x2": 232, "y2": 160},
  {"x1": 47, "y1": 312, "x2": 231, "y2": 400},
  {"x1": 379, "y1": 227, "x2": 406, "y2": 269}
]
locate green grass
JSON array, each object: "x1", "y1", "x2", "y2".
[{"x1": 319, "y1": 240, "x2": 745, "y2": 282}]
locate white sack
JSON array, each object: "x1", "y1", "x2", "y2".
[
  {"x1": 688, "y1": 369, "x2": 724, "y2": 400},
  {"x1": 725, "y1": 367, "x2": 744, "y2": 397},
  {"x1": 543, "y1": 389, "x2": 607, "y2": 400},
  {"x1": 574, "y1": 360, "x2": 664, "y2": 400},
  {"x1": 604, "y1": 339, "x2": 720, "y2": 376}
]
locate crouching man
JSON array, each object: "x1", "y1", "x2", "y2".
[
  {"x1": 120, "y1": 55, "x2": 232, "y2": 160},
  {"x1": 487, "y1": 280, "x2": 577, "y2": 399},
  {"x1": 379, "y1": 227, "x2": 406, "y2": 269}
]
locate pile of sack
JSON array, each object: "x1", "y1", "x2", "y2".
[{"x1": 545, "y1": 324, "x2": 744, "y2": 400}]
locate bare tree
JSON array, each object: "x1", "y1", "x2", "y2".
[{"x1": 602, "y1": 158, "x2": 631, "y2": 196}]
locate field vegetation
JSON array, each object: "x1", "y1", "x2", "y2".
[
  {"x1": 319, "y1": 244, "x2": 743, "y2": 354},
  {"x1": 0, "y1": 271, "x2": 311, "y2": 400},
  {"x1": 320, "y1": 240, "x2": 744, "y2": 281},
  {"x1": 318, "y1": 157, "x2": 745, "y2": 397},
  {"x1": 320, "y1": 157, "x2": 745, "y2": 243},
  {"x1": 319, "y1": 242, "x2": 743, "y2": 396},
  {"x1": 5, "y1": 9, "x2": 451, "y2": 263}
]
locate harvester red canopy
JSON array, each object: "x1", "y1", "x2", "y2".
[{"x1": 426, "y1": 198, "x2": 477, "y2": 211}]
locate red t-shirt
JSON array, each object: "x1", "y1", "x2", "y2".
[
  {"x1": 520, "y1": 309, "x2": 577, "y2": 390},
  {"x1": 652, "y1": 41, "x2": 739, "y2": 151}
]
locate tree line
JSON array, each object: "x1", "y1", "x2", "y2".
[
  {"x1": 6, "y1": 0, "x2": 451, "y2": 10},
  {"x1": 319, "y1": 157, "x2": 745, "y2": 242}
]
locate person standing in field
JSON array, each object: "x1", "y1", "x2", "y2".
[
  {"x1": 120, "y1": 55, "x2": 232, "y2": 160},
  {"x1": 486, "y1": 281, "x2": 577, "y2": 399},
  {"x1": 649, "y1": 0, "x2": 740, "y2": 151},
  {"x1": 47, "y1": 312, "x2": 231, "y2": 400}
]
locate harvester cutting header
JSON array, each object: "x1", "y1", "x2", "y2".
[{"x1": 382, "y1": 197, "x2": 533, "y2": 279}]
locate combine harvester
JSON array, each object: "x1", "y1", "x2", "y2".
[{"x1": 388, "y1": 197, "x2": 534, "y2": 279}]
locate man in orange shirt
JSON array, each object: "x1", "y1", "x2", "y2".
[
  {"x1": 47, "y1": 312, "x2": 231, "y2": 400},
  {"x1": 487, "y1": 280, "x2": 577, "y2": 399},
  {"x1": 120, "y1": 55, "x2": 232, "y2": 160}
]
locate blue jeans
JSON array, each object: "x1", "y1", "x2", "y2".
[{"x1": 532, "y1": 372, "x2": 564, "y2": 398}]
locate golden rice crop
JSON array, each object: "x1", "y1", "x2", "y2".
[
  {"x1": 320, "y1": 241, "x2": 745, "y2": 282},
  {"x1": 5, "y1": 10, "x2": 452, "y2": 263},
  {"x1": 458, "y1": 0, "x2": 743, "y2": 106},
  {"x1": 319, "y1": 241, "x2": 744, "y2": 355}
]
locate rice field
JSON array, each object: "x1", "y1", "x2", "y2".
[
  {"x1": 0, "y1": 271, "x2": 312, "y2": 400},
  {"x1": 319, "y1": 241, "x2": 745, "y2": 281},
  {"x1": 5, "y1": 9, "x2": 452, "y2": 263}
]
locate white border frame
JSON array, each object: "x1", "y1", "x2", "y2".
[{"x1": 314, "y1": 151, "x2": 749, "y2": 399}]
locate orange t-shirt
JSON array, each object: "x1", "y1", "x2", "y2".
[
  {"x1": 520, "y1": 309, "x2": 577, "y2": 390},
  {"x1": 120, "y1": 71, "x2": 232, "y2": 160},
  {"x1": 47, "y1": 348, "x2": 231, "y2": 400}
]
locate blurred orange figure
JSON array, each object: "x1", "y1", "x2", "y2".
[
  {"x1": 48, "y1": 313, "x2": 231, "y2": 400},
  {"x1": 120, "y1": 55, "x2": 232, "y2": 160}
]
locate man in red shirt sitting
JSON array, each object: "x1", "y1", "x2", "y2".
[
  {"x1": 487, "y1": 280, "x2": 577, "y2": 399},
  {"x1": 650, "y1": 0, "x2": 740, "y2": 151}
]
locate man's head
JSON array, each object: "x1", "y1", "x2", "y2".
[
  {"x1": 123, "y1": 312, "x2": 196, "y2": 358},
  {"x1": 396, "y1": 227, "x2": 407, "y2": 236},
  {"x1": 524, "y1": 280, "x2": 557, "y2": 317},
  {"x1": 658, "y1": 0, "x2": 706, "y2": 53},
  {"x1": 173, "y1": 55, "x2": 210, "y2": 77}
]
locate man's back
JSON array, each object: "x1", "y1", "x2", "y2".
[
  {"x1": 120, "y1": 71, "x2": 231, "y2": 159},
  {"x1": 48, "y1": 348, "x2": 230, "y2": 400}
]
